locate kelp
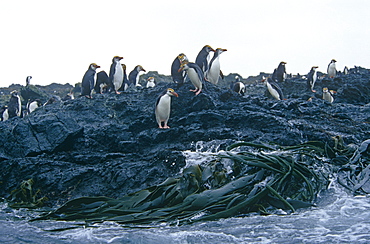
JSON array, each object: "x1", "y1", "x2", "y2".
[
  {"x1": 9, "y1": 179, "x2": 48, "y2": 209},
  {"x1": 31, "y1": 139, "x2": 368, "y2": 225}
]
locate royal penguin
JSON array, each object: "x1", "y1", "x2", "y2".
[
  {"x1": 322, "y1": 87, "x2": 334, "y2": 103},
  {"x1": 129, "y1": 65, "x2": 146, "y2": 87},
  {"x1": 26, "y1": 76, "x2": 32, "y2": 86},
  {"x1": 7, "y1": 90, "x2": 22, "y2": 118},
  {"x1": 273, "y1": 61, "x2": 287, "y2": 82},
  {"x1": 195, "y1": 45, "x2": 215, "y2": 77},
  {"x1": 262, "y1": 77, "x2": 284, "y2": 100},
  {"x1": 81, "y1": 63, "x2": 100, "y2": 98},
  {"x1": 118, "y1": 64, "x2": 130, "y2": 91},
  {"x1": 206, "y1": 48, "x2": 227, "y2": 85},
  {"x1": 343, "y1": 66, "x2": 349, "y2": 75},
  {"x1": 109, "y1": 56, "x2": 124, "y2": 94},
  {"x1": 178, "y1": 62, "x2": 204, "y2": 95},
  {"x1": 171, "y1": 53, "x2": 188, "y2": 84},
  {"x1": 62, "y1": 89, "x2": 75, "y2": 101},
  {"x1": 146, "y1": 77, "x2": 156, "y2": 88},
  {"x1": 26, "y1": 99, "x2": 42, "y2": 114},
  {"x1": 327, "y1": 59, "x2": 337, "y2": 78},
  {"x1": 0, "y1": 105, "x2": 9, "y2": 121},
  {"x1": 231, "y1": 76, "x2": 245, "y2": 95},
  {"x1": 155, "y1": 88, "x2": 178, "y2": 129},
  {"x1": 94, "y1": 71, "x2": 111, "y2": 94},
  {"x1": 307, "y1": 66, "x2": 319, "y2": 92}
]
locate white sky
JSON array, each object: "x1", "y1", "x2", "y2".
[{"x1": 1, "y1": 0, "x2": 369, "y2": 87}]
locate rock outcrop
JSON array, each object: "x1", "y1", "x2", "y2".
[{"x1": 0, "y1": 68, "x2": 370, "y2": 206}]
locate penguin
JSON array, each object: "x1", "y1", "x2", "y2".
[
  {"x1": 274, "y1": 61, "x2": 287, "y2": 82},
  {"x1": 307, "y1": 66, "x2": 319, "y2": 92},
  {"x1": 128, "y1": 65, "x2": 146, "y2": 87},
  {"x1": 262, "y1": 77, "x2": 284, "y2": 100},
  {"x1": 62, "y1": 89, "x2": 75, "y2": 101},
  {"x1": 231, "y1": 76, "x2": 245, "y2": 95},
  {"x1": 178, "y1": 62, "x2": 204, "y2": 95},
  {"x1": 195, "y1": 45, "x2": 215, "y2": 77},
  {"x1": 343, "y1": 66, "x2": 349, "y2": 75},
  {"x1": 322, "y1": 87, "x2": 334, "y2": 103},
  {"x1": 171, "y1": 53, "x2": 188, "y2": 84},
  {"x1": 155, "y1": 88, "x2": 178, "y2": 129},
  {"x1": 109, "y1": 56, "x2": 124, "y2": 94},
  {"x1": 146, "y1": 77, "x2": 156, "y2": 88},
  {"x1": 206, "y1": 48, "x2": 227, "y2": 85},
  {"x1": 94, "y1": 70, "x2": 111, "y2": 94},
  {"x1": 327, "y1": 59, "x2": 337, "y2": 78},
  {"x1": 26, "y1": 76, "x2": 32, "y2": 86},
  {"x1": 81, "y1": 63, "x2": 100, "y2": 98},
  {"x1": 0, "y1": 105, "x2": 9, "y2": 121},
  {"x1": 118, "y1": 64, "x2": 130, "y2": 91},
  {"x1": 7, "y1": 90, "x2": 22, "y2": 118},
  {"x1": 26, "y1": 99, "x2": 42, "y2": 114}
]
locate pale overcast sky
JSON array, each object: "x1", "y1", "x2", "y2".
[{"x1": 0, "y1": 0, "x2": 369, "y2": 87}]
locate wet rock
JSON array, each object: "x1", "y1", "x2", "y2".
[{"x1": 1, "y1": 69, "x2": 370, "y2": 206}]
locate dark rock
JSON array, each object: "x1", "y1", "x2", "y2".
[{"x1": 1, "y1": 68, "x2": 370, "y2": 206}]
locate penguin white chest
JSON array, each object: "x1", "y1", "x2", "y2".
[
  {"x1": 29, "y1": 101, "x2": 39, "y2": 113},
  {"x1": 207, "y1": 58, "x2": 220, "y2": 84},
  {"x1": 2, "y1": 109, "x2": 9, "y2": 121},
  {"x1": 16, "y1": 96, "x2": 21, "y2": 116},
  {"x1": 156, "y1": 95, "x2": 171, "y2": 121},
  {"x1": 113, "y1": 63, "x2": 123, "y2": 89},
  {"x1": 186, "y1": 68, "x2": 202, "y2": 89},
  {"x1": 328, "y1": 64, "x2": 336, "y2": 77},
  {"x1": 266, "y1": 82, "x2": 281, "y2": 100}
]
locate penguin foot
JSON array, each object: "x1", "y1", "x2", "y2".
[
  {"x1": 85, "y1": 95, "x2": 92, "y2": 99},
  {"x1": 311, "y1": 89, "x2": 316, "y2": 93},
  {"x1": 115, "y1": 91, "x2": 121, "y2": 95},
  {"x1": 195, "y1": 89, "x2": 202, "y2": 96}
]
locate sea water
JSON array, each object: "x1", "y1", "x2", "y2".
[{"x1": 1, "y1": 141, "x2": 370, "y2": 243}]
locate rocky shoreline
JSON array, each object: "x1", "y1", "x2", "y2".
[{"x1": 1, "y1": 68, "x2": 370, "y2": 207}]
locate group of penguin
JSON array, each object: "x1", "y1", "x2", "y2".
[
  {"x1": 0, "y1": 45, "x2": 342, "y2": 128},
  {"x1": 81, "y1": 56, "x2": 147, "y2": 98},
  {"x1": 0, "y1": 76, "x2": 59, "y2": 121},
  {"x1": 257, "y1": 59, "x2": 340, "y2": 103}
]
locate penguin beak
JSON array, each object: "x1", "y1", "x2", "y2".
[
  {"x1": 141, "y1": 68, "x2": 146, "y2": 72},
  {"x1": 119, "y1": 57, "x2": 123, "y2": 60},
  {"x1": 171, "y1": 92, "x2": 179, "y2": 97},
  {"x1": 96, "y1": 65, "x2": 101, "y2": 68}
]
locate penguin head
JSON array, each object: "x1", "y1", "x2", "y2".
[
  {"x1": 10, "y1": 90, "x2": 19, "y2": 97},
  {"x1": 235, "y1": 76, "x2": 240, "y2": 82},
  {"x1": 323, "y1": 87, "x2": 329, "y2": 93},
  {"x1": 136, "y1": 65, "x2": 146, "y2": 72},
  {"x1": 178, "y1": 62, "x2": 189, "y2": 72},
  {"x1": 330, "y1": 59, "x2": 337, "y2": 63},
  {"x1": 178, "y1": 53, "x2": 188, "y2": 63},
  {"x1": 215, "y1": 48, "x2": 227, "y2": 54},
  {"x1": 112, "y1": 56, "x2": 123, "y2": 62},
  {"x1": 90, "y1": 63, "x2": 100, "y2": 70},
  {"x1": 147, "y1": 77, "x2": 155, "y2": 82},
  {"x1": 203, "y1": 45, "x2": 215, "y2": 53},
  {"x1": 166, "y1": 88, "x2": 179, "y2": 97},
  {"x1": 280, "y1": 61, "x2": 287, "y2": 66},
  {"x1": 312, "y1": 66, "x2": 319, "y2": 71},
  {"x1": 121, "y1": 64, "x2": 127, "y2": 70},
  {"x1": 26, "y1": 76, "x2": 32, "y2": 85}
]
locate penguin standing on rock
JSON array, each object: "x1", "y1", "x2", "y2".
[
  {"x1": 109, "y1": 56, "x2": 124, "y2": 94},
  {"x1": 129, "y1": 65, "x2": 146, "y2": 87},
  {"x1": 273, "y1": 61, "x2": 287, "y2": 82},
  {"x1": 118, "y1": 64, "x2": 130, "y2": 92},
  {"x1": 231, "y1": 76, "x2": 245, "y2": 95},
  {"x1": 155, "y1": 88, "x2": 178, "y2": 129},
  {"x1": 322, "y1": 87, "x2": 334, "y2": 103},
  {"x1": 207, "y1": 48, "x2": 227, "y2": 85},
  {"x1": 171, "y1": 53, "x2": 188, "y2": 84},
  {"x1": 94, "y1": 71, "x2": 111, "y2": 94},
  {"x1": 26, "y1": 76, "x2": 32, "y2": 86},
  {"x1": 327, "y1": 59, "x2": 337, "y2": 78},
  {"x1": 81, "y1": 63, "x2": 100, "y2": 98},
  {"x1": 26, "y1": 99, "x2": 42, "y2": 114},
  {"x1": 0, "y1": 105, "x2": 9, "y2": 121},
  {"x1": 8, "y1": 90, "x2": 22, "y2": 118},
  {"x1": 178, "y1": 62, "x2": 204, "y2": 95},
  {"x1": 146, "y1": 77, "x2": 156, "y2": 88},
  {"x1": 262, "y1": 77, "x2": 284, "y2": 100},
  {"x1": 307, "y1": 66, "x2": 318, "y2": 92},
  {"x1": 195, "y1": 45, "x2": 215, "y2": 77}
]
